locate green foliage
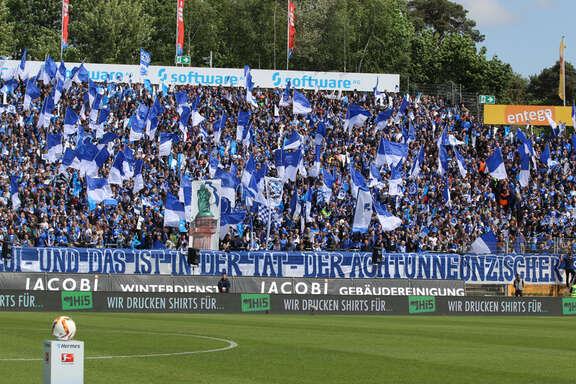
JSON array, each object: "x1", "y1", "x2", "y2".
[
  {"x1": 0, "y1": 0, "x2": 534, "y2": 104},
  {"x1": 70, "y1": 0, "x2": 152, "y2": 64},
  {"x1": 407, "y1": 0, "x2": 484, "y2": 42},
  {"x1": 527, "y1": 61, "x2": 576, "y2": 105},
  {"x1": 0, "y1": 0, "x2": 14, "y2": 56}
]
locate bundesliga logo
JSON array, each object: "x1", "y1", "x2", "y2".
[{"x1": 61, "y1": 353, "x2": 74, "y2": 363}]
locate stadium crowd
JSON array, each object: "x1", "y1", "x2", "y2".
[{"x1": 0, "y1": 58, "x2": 574, "y2": 254}]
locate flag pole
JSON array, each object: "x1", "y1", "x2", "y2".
[
  {"x1": 563, "y1": 37, "x2": 566, "y2": 106},
  {"x1": 60, "y1": 0, "x2": 64, "y2": 62},
  {"x1": 175, "y1": 0, "x2": 178, "y2": 66},
  {"x1": 286, "y1": 0, "x2": 289, "y2": 71}
]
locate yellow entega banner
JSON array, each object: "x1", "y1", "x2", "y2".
[{"x1": 483, "y1": 104, "x2": 573, "y2": 126}]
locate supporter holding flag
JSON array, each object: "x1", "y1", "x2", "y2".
[{"x1": 373, "y1": 199, "x2": 402, "y2": 231}]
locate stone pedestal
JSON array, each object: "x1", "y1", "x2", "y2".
[{"x1": 191, "y1": 216, "x2": 217, "y2": 250}]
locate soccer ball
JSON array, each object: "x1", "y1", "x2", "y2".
[{"x1": 51, "y1": 316, "x2": 76, "y2": 341}]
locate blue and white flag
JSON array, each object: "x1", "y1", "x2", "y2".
[
  {"x1": 139, "y1": 48, "x2": 151, "y2": 76},
  {"x1": 352, "y1": 187, "x2": 372, "y2": 233},
  {"x1": 349, "y1": 162, "x2": 367, "y2": 199},
  {"x1": 540, "y1": 143, "x2": 553, "y2": 167},
  {"x1": 236, "y1": 111, "x2": 250, "y2": 142},
  {"x1": 38, "y1": 55, "x2": 57, "y2": 83},
  {"x1": 409, "y1": 145, "x2": 425, "y2": 179},
  {"x1": 368, "y1": 163, "x2": 385, "y2": 189},
  {"x1": 178, "y1": 106, "x2": 191, "y2": 136},
  {"x1": 344, "y1": 104, "x2": 370, "y2": 135},
  {"x1": 209, "y1": 154, "x2": 220, "y2": 178},
  {"x1": 191, "y1": 96, "x2": 205, "y2": 127},
  {"x1": 273, "y1": 149, "x2": 285, "y2": 180},
  {"x1": 94, "y1": 108, "x2": 110, "y2": 139},
  {"x1": 146, "y1": 97, "x2": 164, "y2": 139},
  {"x1": 283, "y1": 149, "x2": 303, "y2": 182},
  {"x1": 453, "y1": 146, "x2": 468, "y2": 177},
  {"x1": 374, "y1": 110, "x2": 393, "y2": 132},
  {"x1": 241, "y1": 155, "x2": 256, "y2": 188},
  {"x1": 64, "y1": 107, "x2": 79, "y2": 136},
  {"x1": 23, "y1": 79, "x2": 41, "y2": 110},
  {"x1": 17, "y1": 49, "x2": 27, "y2": 80},
  {"x1": 375, "y1": 137, "x2": 386, "y2": 168},
  {"x1": 10, "y1": 177, "x2": 20, "y2": 210},
  {"x1": 59, "y1": 148, "x2": 76, "y2": 173},
  {"x1": 519, "y1": 153, "x2": 530, "y2": 188},
  {"x1": 178, "y1": 174, "x2": 192, "y2": 222},
  {"x1": 388, "y1": 161, "x2": 403, "y2": 197},
  {"x1": 443, "y1": 178, "x2": 451, "y2": 206},
  {"x1": 292, "y1": 90, "x2": 312, "y2": 115},
  {"x1": 283, "y1": 129, "x2": 302, "y2": 150},
  {"x1": 175, "y1": 90, "x2": 188, "y2": 114},
  {"x1": 164, "y1": 192, "x2": 186, "y2": 228},
  {"x1": 383, "y1": 140, "x2": 408, "y2": 168},
  {"x1": 52, "y1": 79, "x2": 64, "y2": 105},
  {"x1": 373, "y1": 78, "x2": 384, "y2": 104},
  {"x1": 215, "y1": 168, "x2": 240, "y2": 207},
  {"x1": 108, "y1": 151, "x2": 125, "y2": 185},
  {"x1": 159, "y1": 132, "x2": 178, "y2": 157},
  {"x1": 37, "y1": 96, "x2": 55, "y2": 129},
  {"x1": 279, "y1": 80, "x2": 291, "y2": 107},
  {"x1": 572, "y1": 103, "x2": 576, "y2": 130},
  {"x1": 470, "y1": 231, "x2": 498, "y2": 254},
  {"x1": 94, "y1": 147, "x2": 110, "y2": 169},
  {"x1": 244, "y1": 65, "x2": 258, "y2": 107},
  {"x1": 309, "y1": 145, "x2": 321, "y2": 178},
  {"x1": 133, "y1": 159, "x2": 144, "y2": 194},
  {"x1": 45, "y1": 133, "x2": 63, "y2": 163},
  {"x1": 315, "y1": 120, "x2": 327, "y2": 145},
  {"x1": 220, "y1": 210, "x2": 246, "y2": 240},
  {"x1": 373, "y1": 199, "x2": 401, "y2": 231},
  {"x1": 486, "y1": 147, "x2": 507, "y2": 180},
  {"x1": 55, "y1": 60, "x2": 66, "y2": 84},
  {"x1": 290, "y1": 189, "x2": 302, "y2": 220},
  {"x1": 437, "y1": 145, "x2": 448, "y2": 176},
  {"x1": 320, "y1": 170, "x2": 335, "y2": 203},
  {"x1": 86, "y1": 177, "x2": 112, "y2": 204},
  {"x1": 213, "y1": 113, "x2": 227, "y2": 144},
  {"x1": 79, "y1": 142, "x2": 99, "y2": 177}
]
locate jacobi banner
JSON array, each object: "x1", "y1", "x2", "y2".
[
  {"x1": 0, "y1": 248, "x2": 568, "y2": 285},
  {"x1": 1, "y1": 60, "x2": 399, "y2": 91},
  {"x1": 0, "y1": 273, "x2": 465, "y2": 297},
  {"x1": 483, "y1": 104, "x2": 573, "y2": 126},
  {"x1": 0, "y1": 290, "x2": 573, "y2": 316}
]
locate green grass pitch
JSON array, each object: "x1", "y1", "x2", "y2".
[{"x1": 0, "y1": 312, "x2": 574, "y2": 384}]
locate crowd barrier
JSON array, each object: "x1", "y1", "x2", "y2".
[
  {"x1": 0, "y1": 290, "x2": 574, "y2": 316},
  {"x1": 0, "y1": 248, "x2": 567, "y2": 285},
  {"x1": 0, "y1": 273, "x2": 466, "y2": 296}
]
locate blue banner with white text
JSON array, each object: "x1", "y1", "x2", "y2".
[{"x1": 0, "y1": 248, "x2": 568, "y2": 285}]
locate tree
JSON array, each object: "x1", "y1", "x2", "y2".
[
  {"x1": 527, "y1": 61, "x2": 576, "y2": 105},
  {"x1": 6, "y1": 0, "x2": 60, "y2": 60},
  {"x1": 0, "y1": 0, "x2": 14, "y2": 56},
  {"x1": 70, "y1": 0, "x2": 153, "y2": 64},
  {"x1": 407, "y1": 0, "x2": 483, "y2": 42}
]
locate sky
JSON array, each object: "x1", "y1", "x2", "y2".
[{"x1": 452, "y1": 0, "x2": 574, "y2": 78}]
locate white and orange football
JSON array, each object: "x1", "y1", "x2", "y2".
[{"x1": 51, "y1": 316, "x2": 76, "y2": 341}]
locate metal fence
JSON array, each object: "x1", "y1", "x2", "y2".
[{"x1": 404, "y1": 81, "x2": 481, "y2": 121}]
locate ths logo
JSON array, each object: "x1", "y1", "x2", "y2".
[
  {"x1": 562, "y1": 298, "x2": 576, "y2": 315},
  {"x1": 241, "y1": 294, "x2": 270, "y2": 313},
  {"x1": 61, "y1": 353, "x2": 74, "y2": 363},
  {"x1": 61, "y1": 291, "x2": 93, "y2": 310},
  {"x1": 409, "y1": 296, "x2": 436, "y2": 314}
]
